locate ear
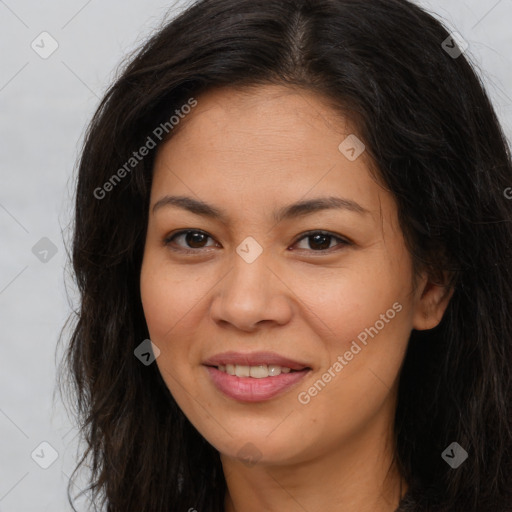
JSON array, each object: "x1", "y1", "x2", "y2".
[{"x1": 412, "y1": 272, "x2": 455, "y2": 331}]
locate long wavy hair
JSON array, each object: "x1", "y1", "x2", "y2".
[{"x1": 58, "y1": 0, "x2": 512, "y2": 510}]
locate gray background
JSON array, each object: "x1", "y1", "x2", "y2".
[{"x1": 0, "y1": 1, "x2": 511, "y2": 510}]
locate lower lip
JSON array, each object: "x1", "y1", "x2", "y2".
[{"x1": 205, "y1": 366, "x2": 310, "y2": 402}]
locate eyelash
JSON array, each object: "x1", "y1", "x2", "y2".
[{"x1": 163, "y1": 229, "x2": 351, "y2": 255}]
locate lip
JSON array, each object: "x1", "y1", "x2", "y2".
[
  {"x1": 202, "y1": 351, "x2": 312, "y2": 403},
  {"x1": 205, "y1": 366, "x2": 311, "y2": 402},
  {"x1": 202, "y1": 351, "x2": 310, "y2": 371}
]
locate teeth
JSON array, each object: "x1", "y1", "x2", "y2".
[
  {"x1": 217, "y1": 364, "x2": 295, "y2": 377},
  {"x1": 250, "y1": 365, "x2": 269, "y2": 378},
  {"x1": 235, "y1": 365, "x2": 250, "y2": 377},
  {"x1": 268, "y1": 365, "x2": 281, "y2": 376}
]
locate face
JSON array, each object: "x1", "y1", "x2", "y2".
[{"x1": 140, "y1": 84, "x2": 449, "y2": 466}]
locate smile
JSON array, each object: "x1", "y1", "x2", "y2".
[
  {"x1": 216, "y1": 364, "x2": 293, "y2": 378},
  {"x1": 203, "y1": 351, "x2": 312, "y2": 402}
]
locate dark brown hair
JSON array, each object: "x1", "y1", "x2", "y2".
[{"x1": 59, "y1": 0, "x2": 512, "y2": 510}]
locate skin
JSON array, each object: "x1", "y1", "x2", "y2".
[{"x1": 140, "y1": 84, "x2": 453, "y2": 512}]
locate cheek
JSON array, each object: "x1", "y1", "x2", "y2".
[
  {"x1": 289, "y1": 254, "x2": 413, "y2": 413},
  {"x1": 140, "y1": 257, "x2": 207, "y2": 341},
  {"x1": 140, "y1": 256, "x2": 216, "y2": 400},
  {"x1": 288, "y1": 255, "x2": 411, "y2": 350},
  {"x1": 140, "y1": 264, "x2": 195, "y2": 398}
]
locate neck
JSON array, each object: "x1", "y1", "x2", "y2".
[{"x1": 222, "y1": 413, "x2": 406, "y2": 512}]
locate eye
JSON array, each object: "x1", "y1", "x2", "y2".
[
  {"x1": 164, "y1": 230, "x2": 218, "y2": 253},
  {"x1": 163, "y1": 229, "x2": 351, "y2": 254},
  {"x1": 291, "y1": 230, "x2": 351, "y2": 253}
]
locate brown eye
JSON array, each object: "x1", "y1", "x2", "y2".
[
  {"x1": 164, "y1": 229, "x2": 350, "y2": 255},
  {"x1": 293, "y1": 231, "x2": 350, "y2": 252},
  {"x1": 164, "y1": 230, "x2": 217, "y2": 251}
]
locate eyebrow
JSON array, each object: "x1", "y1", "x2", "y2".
[{"x1": 152, "y1": 195, "x2": 370, "y2": 223}]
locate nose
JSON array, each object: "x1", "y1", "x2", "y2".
[{"x1": 209, "y1": 250, "x2": 294, "y2": 332}]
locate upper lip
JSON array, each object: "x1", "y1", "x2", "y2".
[{"x1": 203, "y1": 351, "x2": 310, "y2": 371}]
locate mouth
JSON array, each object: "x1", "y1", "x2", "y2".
[
  {"x1": 213, "y1": 363, "x2": 300, "y2": 378},
  {"x1": 203, "y1": 351, "x2": 310, "y2": 371},
  {"x1": 202, "y1": 351, "x2": 312, "y2": 402}
]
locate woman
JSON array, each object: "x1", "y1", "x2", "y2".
[{"x1": 60, "y1": 0, "x2": 512, "y2": 510}]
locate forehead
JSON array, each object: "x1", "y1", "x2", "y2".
[
  {"x1": 163, "y1": 84, "x2": 353, "y2": 152},
  {"x1": 150, "y1": 84, "x2": 390, "y2": 226}
]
